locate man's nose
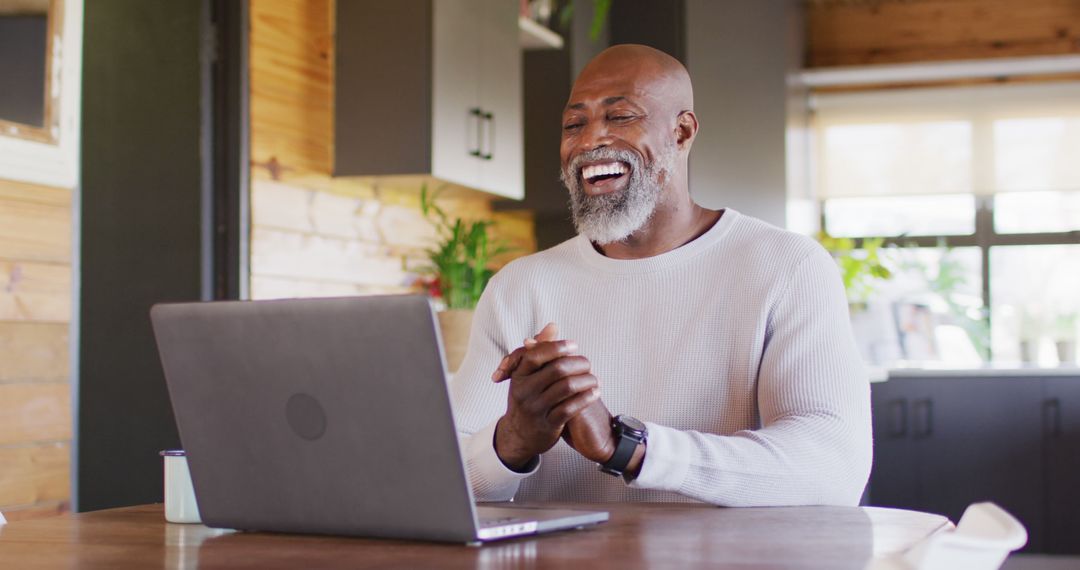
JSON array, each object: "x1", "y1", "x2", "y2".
[{"x1": 579, "y1": 121, "x2": 614, "y2": 152}]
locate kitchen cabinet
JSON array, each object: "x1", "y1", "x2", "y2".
[
  {"x1": 869, "y1": 376, "x2": 1046, "y2": 552},
  {"x1": 917, "y1": 378, "x2": 1044, "y2": 552},
  {"x1": 334, "y1": 0, "x2": 523, "y2": 200},
  {"x1": 1044, "y1": 377, "x2": 1080, "y2": 554},
  {"x1": 869, "y1": 380, "x2": 920, "y2": 510}
]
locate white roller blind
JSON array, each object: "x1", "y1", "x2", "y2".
[
  {"x1": 994, "y1": 116, "x2": 1080, "y2": 192},
  {"x1": 812, "y1": 82, "x2": 1080, "y2": 198}
]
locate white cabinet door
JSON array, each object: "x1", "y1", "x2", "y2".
[
  {"x1": 476, "y1": 0, "x2": 524, "y2": 200},
  {"x1": 431, "y1": 0, "x2": 482, "y2": 190}
]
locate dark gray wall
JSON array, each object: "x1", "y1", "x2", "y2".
[
  {"x1": 685, "y1": 0, "x2": 798, "y2": 228},
  {"x1": 78, "y1": 0, "x2": 204, "y2": 511},
  {"x1": 500, "y1": 48, "x2": 575, "y2": 251},
  {"x1": 569, "y1": 0, "x2": 609, "y2": 79},
  {"x1": 0, "y1": 15, "x2": 47, "y2": 126},
  {"x1": 609, "y1": 0, "x2": 685, "y2": 63}
]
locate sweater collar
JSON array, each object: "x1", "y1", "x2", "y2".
[{"x1": 573, "y1": 209, "x2": 739, "y2": 275}]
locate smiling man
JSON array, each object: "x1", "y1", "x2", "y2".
[{"x1": 449, "y1": 45, "x2": 872, "y2": 506}]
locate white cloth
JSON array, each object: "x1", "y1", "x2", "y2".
[{"x1": 450, "y1": 209, "x2": 872, "y2": 506}]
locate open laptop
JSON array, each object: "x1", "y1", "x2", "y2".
[{"x1": 149, "y1": 295, "x2": 607, "y2": 544}]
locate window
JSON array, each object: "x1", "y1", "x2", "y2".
[
  {"x1": 995, "y1": 191, "x2": 1080, "y2": 234},
  {"x1": 811, "y1": 83, "x2": 1080, "y2": 366}
]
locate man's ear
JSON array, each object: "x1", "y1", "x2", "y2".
[{"x1": 675, "y1": 111, "x2": 698, "y2": 150}]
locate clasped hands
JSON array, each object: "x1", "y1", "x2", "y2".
[{"x1": 489, "y1": 323, "x2": 620, "y2": 472}]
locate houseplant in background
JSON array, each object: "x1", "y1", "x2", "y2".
[
  {"x1": 899, "y1": 245, "x2": 991, "y2": 362},
  {"x1": 818, "y1": 231, "x2": 895, "y2": 371},
  {"x1": 817, "y1": 231, "x2": 893, "y2": 310},
  {"x1": 418, "y1": 184, "x2": 513, "y2": 373}
]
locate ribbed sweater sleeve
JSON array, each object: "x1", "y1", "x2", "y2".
[{"x1": 631, "y1": 247, "x2": 873, "y2": 506}]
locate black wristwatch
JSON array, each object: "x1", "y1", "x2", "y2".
[{"x1": 599, "y1": 415, "x2": 647, "y2": 481}]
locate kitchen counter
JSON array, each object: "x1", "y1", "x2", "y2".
[{"x1": 882, "y1": 364, "x2": 1080, "y2": 379}]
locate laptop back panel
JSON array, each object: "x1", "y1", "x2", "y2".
[{"x1": 151, "y1": 295, "x2": 480, "y2": 542}]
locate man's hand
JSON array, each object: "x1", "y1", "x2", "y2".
[
  {"x1": 561, "y1": 396, "x2": 617, "y2": 464},
  {"x1": 492, "y1": 324, "x2": 617, "y2": 466},
  {"x1": 491, "y1": 324, "x2": 600, "y2": 470}
]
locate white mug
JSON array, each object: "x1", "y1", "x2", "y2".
[{"x1": 160, "y1": 450, "x2": 202, "y2": 524}]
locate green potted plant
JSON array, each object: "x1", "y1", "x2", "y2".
[
  {"x1": 898, "y1": 245, "x2": 990, "y2": 361},
  {"x1": 817, "y1": 231, "x2": 893, "y2": 310},
  {"x1": 418, "y1": 184, "x2": 512, "y2": 372}
]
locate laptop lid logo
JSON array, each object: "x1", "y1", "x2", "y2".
[{"x1": 286, "y1": 393, "x2": 327, "y2": 441}]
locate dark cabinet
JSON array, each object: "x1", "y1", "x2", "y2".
[
  {"x1": 1044, "y1": 378, "x2": 1080, "y2": 554},
  {"x1": 334, "y1": 0, "x2": 524, "y2": 199},
  {"x1": 869, "y1": 380, "x2": 920, "y2": 509},
  {"x1": 918, "y1": 378, "x2": 1044, "y2": 552},
  {"x1": 869, "y1": 376, "x2": 1071, "y2": 553}
]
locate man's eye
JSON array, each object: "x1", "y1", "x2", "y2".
[
  {"x1": 563, "y1": 123, "x2": 583, "y2": 131},
  {"x1": 610, "y1": 115, "x2": 635, "y2": 122}
]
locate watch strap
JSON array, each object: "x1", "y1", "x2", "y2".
[
  {"x1": 599, "y1": 433, "x2": 637, "y2": 476},
  {"x1": 600, "y1": 421, "x2": 644, "y2": 477}
]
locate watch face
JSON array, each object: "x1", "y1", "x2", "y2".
[{"x1": 617, "y1": 415, "x2": 647, "y2": 435}]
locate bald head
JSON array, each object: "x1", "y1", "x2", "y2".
[
  {"x1": 560, "y1": 43, "x2": 699, "y2": 175},
  {"x1": 571, "y1": 44, "x2": 693, "y2": 114}
]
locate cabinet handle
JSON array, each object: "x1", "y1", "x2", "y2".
[
  {"x1": 886, "y1": 399, "x2": 908, "y2": 437},
  {"x1": 1044, "y1": 398, "x2": 1063, "y2": 438},
  {"x1": 912, "y1": 398, "x2": 933, "y2": 439},
  {"x1": 480, "y1": 110, "x2": 494, "y2": 160},
  {"x1": 469, "y1": 108, "x2": 484, "y2": 158}
]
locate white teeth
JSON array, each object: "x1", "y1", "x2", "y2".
[{"x1": 582, "y1": 162, "x2": 628, "y2": 181}]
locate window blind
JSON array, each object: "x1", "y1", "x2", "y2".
[{"x1": 811, "y1": 82, "x2": 1080, "y2": 198}]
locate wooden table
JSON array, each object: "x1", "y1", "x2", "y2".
[{"x1": 0, "y1": 503, "x2": 952, "y2": 569}]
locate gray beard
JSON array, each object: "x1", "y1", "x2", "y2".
[{"x1": 561, "y1": 147, "x2": 674, "y2": 245}]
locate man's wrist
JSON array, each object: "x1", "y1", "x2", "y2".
[
  {"x1": 493, "y1": 417, "x2": 538, "y2": 472},
  {"x1": 501, "y1": 453, "x2": 539, "y2": 473}
]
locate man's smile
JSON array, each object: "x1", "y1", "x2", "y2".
[{"x1": 580, "y1": 161, "x2": 631, "y2": 195}]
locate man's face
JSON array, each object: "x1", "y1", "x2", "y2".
[{"x1": 559, "y1": 72, "x2": 678, "y2": 244}]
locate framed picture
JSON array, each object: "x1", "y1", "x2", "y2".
[{"x1": 893, "y1": 301, "x2": 938, "y2": 361}]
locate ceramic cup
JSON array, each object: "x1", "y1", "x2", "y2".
[{"x1": 160, "y1": 450, "x2": 202, "y2": 524}]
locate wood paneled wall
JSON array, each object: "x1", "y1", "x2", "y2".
[
  {"x1": 250, "y1": 0, "x2": 333, "y2": 176},
  {"x1": 807, "y1": 0, "x2": 1080, "y2": 67},
  {"x1": 249, "y1": 0, "x2": 534, "y2": 301},
  {"x1": 0, "y1": 178, "x2": 72, "y2": 521}
]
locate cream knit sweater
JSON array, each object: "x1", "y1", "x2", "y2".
[{"x1": 450, "y1": 210, "x2": 872, "y2": 507}]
